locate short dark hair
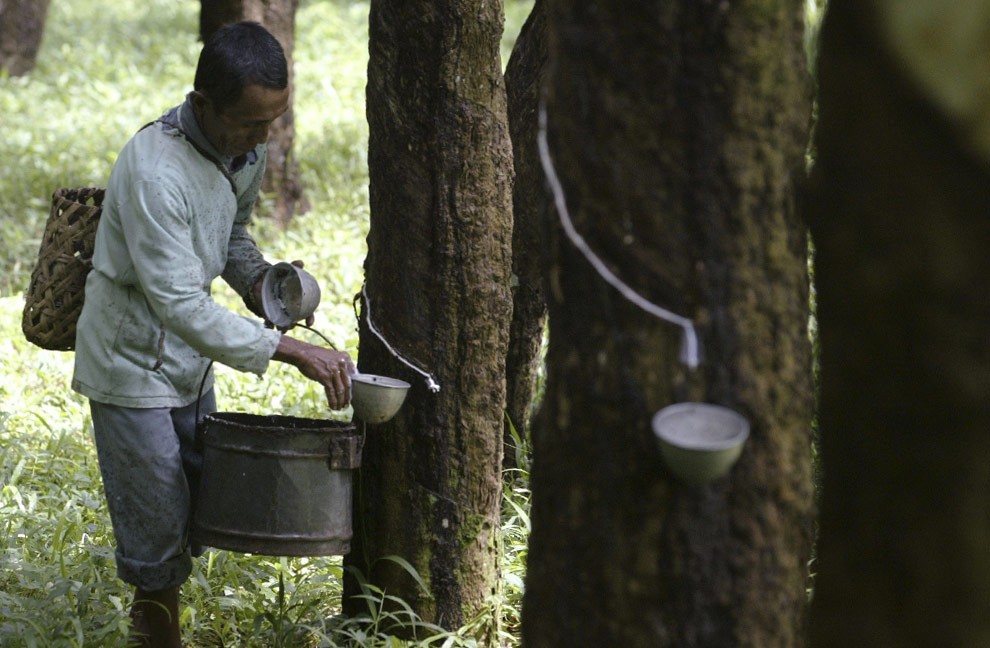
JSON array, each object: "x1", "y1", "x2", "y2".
[{"x1": 194, "y1": 21, "x2": 288, "y2": 113}]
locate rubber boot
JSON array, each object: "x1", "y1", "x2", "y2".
[{"x1": 127, "y1": 586, "x2": 182, "y2": 648}]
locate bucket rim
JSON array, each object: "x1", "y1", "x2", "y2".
[
  {"x1": 651, "y1": 402, "x2": 750, "y2": 451},
  {"x1": 204, "y1": 411, "x2": 357, "y2": 432},
  {"x1": 351, "y1": 374, "x2": 411, "y2": 389}
]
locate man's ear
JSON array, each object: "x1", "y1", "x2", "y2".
[{"x1": 189, "y1": 90, "x2": 210, "y2": 116}]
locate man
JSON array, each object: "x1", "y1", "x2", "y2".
[{"x1": 71, "y1": 22, "x2": 352, "y2": 647}]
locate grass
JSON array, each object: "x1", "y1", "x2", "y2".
[{"x1": 1, "y1": 0, "x2": 533, "y2": 645}]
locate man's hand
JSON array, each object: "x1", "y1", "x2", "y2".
[{"x1": 273, "y1": 336, "x2": 355, "y2": 410}]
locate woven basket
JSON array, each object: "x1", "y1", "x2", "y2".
[{"x1": 22, "y1": 187, "x2": 106, "y2": 351}]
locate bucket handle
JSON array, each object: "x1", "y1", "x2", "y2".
[
  {"x1": 191, "y1": 353, "x2": 361, "y2": 471},
  {"x1": 193, "y1": 360, "x2": 214, "y2": 452},
  {"x1": 191, "y1": 324, "x2": 340, "y2": 452},
  {"x1": 296, "y1": 324, "x2": 338, "y2": 350}
]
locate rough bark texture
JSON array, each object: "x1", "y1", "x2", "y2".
[
  {"x1": 807, "y1": 2, "x2": 990, "y2": 646},
  {"x1": 503, "y1": 0, "x2": 548, "y2": 471},
  {"x1": 200, "y1": 0, "x2": 306, "y2": 226},
  {"x1": 342, "y1": 0, "x2": 513, "y2": 640},
  {"x1": 0, "y1": 0, "x2": 51, "y2": 77},
  {"x1": 522, "y1": 1, "x2": 815, "y2": 647}
]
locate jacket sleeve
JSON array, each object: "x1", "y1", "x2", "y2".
[{"x1": 222, "y1": 147, "x2": 272, "y2": 316}]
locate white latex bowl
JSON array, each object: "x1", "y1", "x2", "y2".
[
  {"x1": 350, "y1": 374, "x2": 411, "y2": 424},
  {"x1": 261, "y1": 262, "x2": 321, "y2": 328},
  {"x1": 651, "y1": 402, "x2": 750, "y2": 485}
]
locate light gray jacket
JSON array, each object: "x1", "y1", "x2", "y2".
[{"x1": 72, "y1": 98, "x2": 281, "y2": 408}]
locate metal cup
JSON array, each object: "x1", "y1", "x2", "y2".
[{"x1": 260, "y1": 262, "x2": 321, "y2": 327}]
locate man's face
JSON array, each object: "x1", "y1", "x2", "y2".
[{"x1": 193, "y1": 84, "x2": 290, "y2": 158}]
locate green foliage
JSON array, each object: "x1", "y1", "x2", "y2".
[
  {"x1": 1, "y1": 0, "x2": 535, "y2": 645},
  {"x1": 0, "y1": 296, "x2": 532, "y2": 644},
  {"x1": 0, "y1": 1, "x2": 200, "y2": 296}
]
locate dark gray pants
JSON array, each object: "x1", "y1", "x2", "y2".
[{"x1": 90, "y1": 389, "x2": 215, "y2": 591}]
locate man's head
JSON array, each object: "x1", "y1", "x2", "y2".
[{"x1": 190, "y1": 21, "x2": 290, "y2": 158}]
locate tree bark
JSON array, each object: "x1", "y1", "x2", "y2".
[
  {"x1": 522, "y1": 1, "x2": 815, "y2": 647},
  {"x1": 807, "y1": 2, "x2": 990, "y2": 646},
  {"x1": 199, "y1": 0, "x2": 306, "y2": 226},
  {"x1": 342, "y1": 0, "x2": 513, "y2": 641},
  {"x1": 0, "y1": 0, "x2": 51, "y2": 77},
  {"x1": 503, "y1": 0, "x2": 548, "y2": 471},
  {"x1": 199, "y1": 0, "x2": 244, "y2": 37}
]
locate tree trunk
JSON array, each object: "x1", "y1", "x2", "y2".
[
  {"x1": 342, "y1": 0, "x2": 513, "y2": 641},
  {"x1": 199, "y1": 0, "x2": 306, "y2": 226},
  {"x1": 503, "y1": 0, "x2": 548, "y2": 471},
  {"x1": 522, "y1": 1, "x2": 815, "y2": 647},
  {"x1": 0, "y1": 0, "x2": 51, "y2": 77},
  {"x1": 199, "y1": 0, "x2": 244, "y2": 36},
  {"x1": 807, "y1": 2, "x2": 990, "y2": 646}
]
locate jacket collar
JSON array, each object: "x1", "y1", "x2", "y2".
[{"x1": 160, "y1": 95, "x2": 259, "y2": 171}]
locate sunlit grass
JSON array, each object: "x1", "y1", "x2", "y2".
[{"x1": 0, "y1": 295, "x2": 531, "y2": 646}]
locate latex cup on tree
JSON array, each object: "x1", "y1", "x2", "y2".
[
  {"x1": 652, "y1": 402, "x2": 750, "y2": 485},
  {"x1": 350, "y1": 374, "x2": 410, "y2": 424}
]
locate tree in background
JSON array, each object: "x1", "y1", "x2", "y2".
[
  {"x1": 200, "y1": 0, "x2": 306, "y2": 226},
  {"x1": 522, "y1": 1, "x2": 816, "y2": 646},
  {"x1": 0, "y1": 0, "x2": 51, "y2": 76},
  {"x1": 343, "y1": 0, "x2": 513, "y2": 641},
  {"x1": 808, "y1": 1, "x2": 990, "y2": 645},
  {"x1": 503, "y1": 0, "x2": 548, "y2": 471}
]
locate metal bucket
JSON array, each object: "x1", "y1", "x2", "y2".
[{"x1": 192, "y1": 412, "x2": 363, "y2": 557}]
